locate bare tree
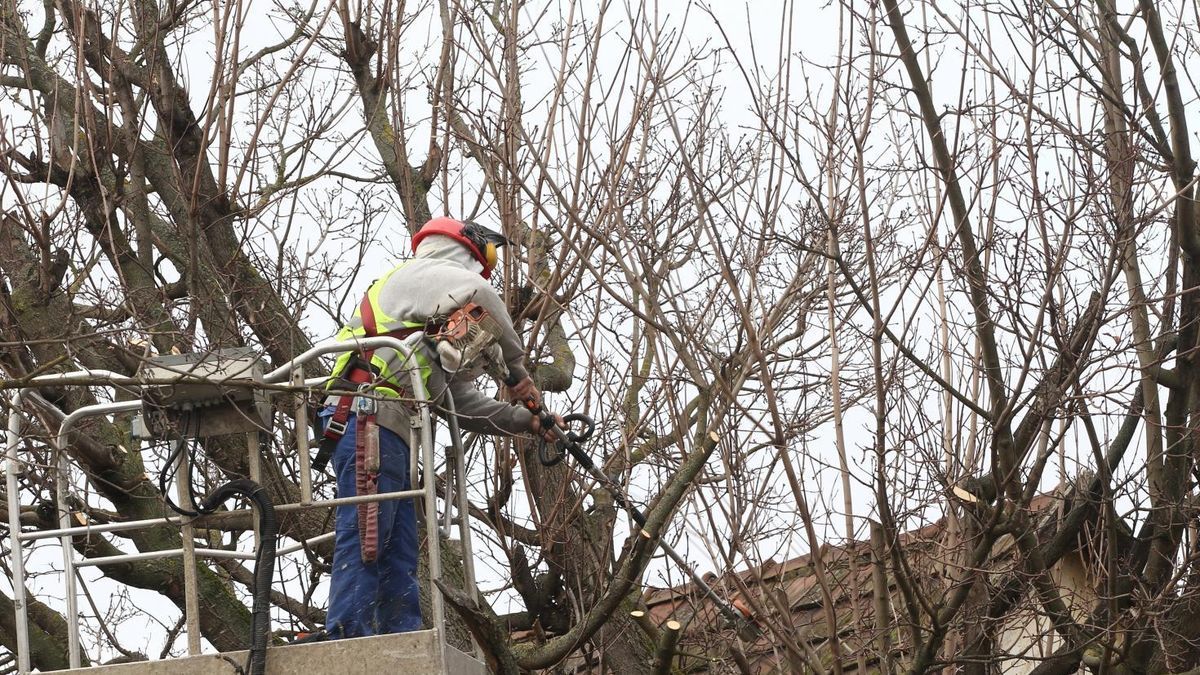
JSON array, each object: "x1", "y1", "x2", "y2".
[
  {"x1": 0, "y1": 0, "x2": 841, "y2": 672},
  {"x1": 657, "y1": 0, "x2": 1200, "y2": 673},
  {"x1": 18, "y1": 0, "x2": 1197, "y2": 673}
]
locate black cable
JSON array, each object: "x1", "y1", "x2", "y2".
[
  {"x1": 158, "y1": 412, "x2": 199, "y2": 518},
  {"x1": 537, "y1": 437, "x2": 565, "y2": 466},
  {"x1": 184, "y1": 416, "x2": 204, "y2": 514},
  {"x1": 196, "y1": 478, "x2": 277, "y2": 675},
  {"x1": 156, "y1": 410, "x2": 277, "y2": 675}
]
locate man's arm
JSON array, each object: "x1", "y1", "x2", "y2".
[{"x1": 440, "y1": 373, "x2": 534, "y2": 436}]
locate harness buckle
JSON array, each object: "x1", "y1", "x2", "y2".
[
  {"x1": 355, "y1": 384, "x2": 378, "y2": 416},
  {"x1": 325, "y1": 417, "x2": 348, "y2": 438}
]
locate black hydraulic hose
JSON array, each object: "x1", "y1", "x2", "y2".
[
  {"x1": 197, "y1": 479, "x2": 277, "y2": 675},
  {"x1": 160, "y1": 426, "x2": 278, "y2": 675}
]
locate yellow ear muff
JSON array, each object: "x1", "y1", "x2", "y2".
[{"x1": 484, "y1": 242, "x2": 498, "y2": 271}]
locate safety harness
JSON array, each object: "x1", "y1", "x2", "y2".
[
  {"x1": 314, "y1": 292, "x2": 423, "y2": 563},
  {"x1": 314, "y1": 288, "x2": 501, "y2": 564}
]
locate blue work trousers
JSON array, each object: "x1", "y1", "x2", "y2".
[{"x1": 325, "y1": 413, "x2": 422, "y2": 637}]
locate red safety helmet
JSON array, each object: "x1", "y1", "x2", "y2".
[{"x1": 411, "y1": 217, "x2": 511, "y2": 279}]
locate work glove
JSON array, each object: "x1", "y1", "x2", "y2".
[
  {"x1": 506, "y1": 375, "x2": 541, "y2": 408},
  {"x1": 529, "y1": 410, "x2": 565, "y2": 444}
]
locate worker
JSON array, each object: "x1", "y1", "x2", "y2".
[{"x1": 312, "y1": 216, "x2": 559, "y2": 640}]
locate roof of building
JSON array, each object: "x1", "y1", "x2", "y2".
[{"x1": 633, "y1": 492, "x2": 1071, "y2": 673}]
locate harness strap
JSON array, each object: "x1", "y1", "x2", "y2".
[
  {"x1": 359, "y1": 293, "x2": 378, "y2": 336},
  {"x1": 313, "y1": 290, "x2": 428, "y2": 559},
  {"x1": 312, "y1": 364, "x2": 374, "y2": 472},
  {"x1": 352, "y1": 296, "x2": 382, "y2": 562},
  {"x1": 356, "y1": 412, "x2": 381, "y2": 564},
  {"x1": 312, "y1": 292, "x2": 424, "y2": 470}
]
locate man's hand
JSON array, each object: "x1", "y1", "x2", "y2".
[
  {"x1": 506, "y1": 375, "x2": 541, "y2": 407},
  {"x1": 529, "y1": 411, "x2": 565, "y2": 444}
]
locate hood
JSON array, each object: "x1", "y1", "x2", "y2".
[{"x1": 414, "y1": 234, "x2": 485, "y2": 275}]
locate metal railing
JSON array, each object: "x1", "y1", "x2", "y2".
[{"x1": 3, "y1": 336, "x2": 481, "y2": 673}]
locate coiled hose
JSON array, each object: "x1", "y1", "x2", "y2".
[{"x1": 161, "y1": 430, "x2": 278, "y2": 675}]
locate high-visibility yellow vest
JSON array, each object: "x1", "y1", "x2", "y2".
[{"x1": 328, "y1": 263, "x2": 432, "y2": 397}]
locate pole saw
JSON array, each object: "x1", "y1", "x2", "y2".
[{"x1": 508, "y1": 379, "x2": 761, "y2": 642}]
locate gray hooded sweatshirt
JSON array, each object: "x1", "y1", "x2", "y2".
[{"x1": 329, "y1": 234, "x2": 533, "y2": 437}]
